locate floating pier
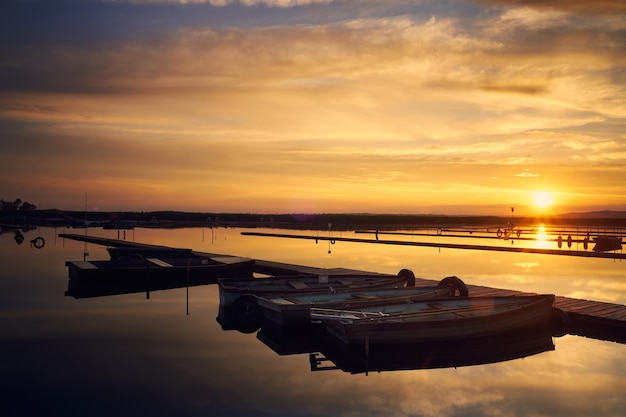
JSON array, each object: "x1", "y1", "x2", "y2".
[
  {"x1": 59, "y1": 233, "x2": 626, "y2": 344},
  {"x1": 241, "y1": 231, "x2": 626, "y2": 260}
]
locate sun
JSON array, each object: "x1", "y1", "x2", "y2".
[{"x1": 533, "y1": 191, "x2": 554, "y2": 209}]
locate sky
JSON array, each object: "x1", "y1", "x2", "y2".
[{"x1": 1, "y1": 0, "x2": 625, "y2": 215}]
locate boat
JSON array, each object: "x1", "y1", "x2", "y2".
[
  {"x1": 592, "y1": 236, "x2": 623, "y2": 252},
  {"x1": 65, "y1": 253, "x2": 255, "y2": 283},
  {"x1": 313, "y1": 294, "x2": 558, "y2": 344},
  {"x1": 216, "y1": 269, "x2": 421, "y2": 330},
  {"x1": 217, "y1": 269, "x2": 420, "y2": 309},
  {"x1": 257, "y1": 276, "x2": 468, "y2": 326}
]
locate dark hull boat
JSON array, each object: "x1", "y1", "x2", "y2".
[
  {"x1": 258, "y1": 276, "x2": 468, "y2": 326},
  {"x1": 314, "y1": 294, "x2": 558, "y2": 344},
  {"x1": 593, "y1": 236, "x2": 623, "y2": 252},
  {"x1": 65, "y1": 253, "x2": 254, "y2": 298},
  {"x1": 217, "y1": 269, "x2": 419, "y2": 308}
]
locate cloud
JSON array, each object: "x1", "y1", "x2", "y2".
[
  {"x1": 514, "y1": 170, "x2": 539, "y2": 177},
  {"x1": 108, "y1": 0, "x2": 335, "y2": 5},
  {"x1": 475, "y1": 0, "x2": 626, "y2": 16},
  {"x1": 1, "y1": 1, "x2": 625, "y2": 212}
]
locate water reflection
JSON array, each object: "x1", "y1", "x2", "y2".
[
  {"x1": 0, "y1": 224, "x2": 46, "y2": 247},
  {"x1": 216, "y1": 300, "x2": 264, "y2": 334},
  {"x1": 257, "y1": 321, "x2": 556, "y2": 375},
  {"x1": 3, "y1": 227, "x2": 626, "y2": 417}
]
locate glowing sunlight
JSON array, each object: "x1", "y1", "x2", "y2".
[
  {"x1": 532, "y1": 191, "x2": 555, "y2": 210},
  {"x1": 531, "y1": 224, "x2": 551, "y2": 249}
]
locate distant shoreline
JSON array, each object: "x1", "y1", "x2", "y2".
[{"x1": 2, "y1": 209, "x2": 626, "y2": 230}]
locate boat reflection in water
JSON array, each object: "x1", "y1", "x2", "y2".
[
  {"x1": 216, "y1": 299, "x2": 266, "y2": 334},
  {"x1": 257, "y1": 320, "x2": 557, "y2": 376}
]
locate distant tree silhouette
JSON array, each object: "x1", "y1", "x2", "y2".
[
  {"x1": 19, "y1": 201, "x2": 37, "y2": 211},
  {"x1": 0, "y1": 198, "x2": 37, "y2": 212}
]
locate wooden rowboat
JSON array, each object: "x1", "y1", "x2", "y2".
[
  {"x1": 258, "y1": 276, "x2": 468, "y2": 326},
  {"x1": 65, "y1": 254, "x2": 254, "y2": 283},
  {"x1": 313, "y1": 294, "x2": 557, "y2": 344},
  {"x1": 217, "y1": 269, "x2": 420, "y2": 309}
]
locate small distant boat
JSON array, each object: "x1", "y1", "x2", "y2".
[
  {"x1": 593, "y1": 236, "x2": 622, "y2": 252},
  {"x1": 65, "y1": 253, "x2": 255, "y2": 282},
  {"x1": 313, "y1": 294, "x2": 557, "y2": 344},
  {"x1": 258, "y1": 276, "x2": 468, "y2": 326},
  {"x1": 217, "y1": 269, "x2": 420, "y2": 309}
]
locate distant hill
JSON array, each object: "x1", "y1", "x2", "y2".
[{"x1": 558, "y1": 210, "x2": 626, "y2": 219}]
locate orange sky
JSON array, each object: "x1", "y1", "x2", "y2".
[{"x1": 1, "y1": 0, "x2": 625, "y2": 215}]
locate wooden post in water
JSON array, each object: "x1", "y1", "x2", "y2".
[
  {"x1": 146, "y1": 259, "x2": 150, "y2": 300},
  {"x1": 365, "y1": 335, "x2": 370, "y2": 376},
  {"x1": 186, "y1": 258, "x2": 191, "y2": 315}
]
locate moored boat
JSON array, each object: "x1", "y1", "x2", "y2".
[
  {"x1": 592, "y1": 236, "x2": 623, "y2": 252},
  {"x1": 217, "y1": 269, "x2": 419, "y2": 309},
  {"x1": 313, "y1": 294, "x2": 558, "y2": 344},
  {"x1": 258, "y1": 276, "x2": 468, "y2": 326},
  {"x1": 65, "y1": 253, "x2": 255, "y2": 283}
]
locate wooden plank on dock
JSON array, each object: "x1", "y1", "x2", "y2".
[
  {"x1": 460, "y1": 282, "x2": 626, "y2": 344},
  {"x1": 59, "y1": 233, "x2": 193, "y2": 251},
  {"x1": 211, "y1": 256, "x2": 252, "y2": 265}
]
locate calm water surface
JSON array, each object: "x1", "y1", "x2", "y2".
[{"x1": 1, "y1": 226, "x2": 625, "y2": 417}]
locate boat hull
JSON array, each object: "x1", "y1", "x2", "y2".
[
  {"x1": 64, "y1": 256, "x2": 254, "y2": 298},
  {"x1": 319, "y1": 295, "x2": 556, "y2": 344}
]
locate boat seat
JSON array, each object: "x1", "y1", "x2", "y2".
[
  {"x1": 338, "y1": 279, "x2": 368, "y2": 288},
  {"x1": 73, "y1": 261, "x2": 98, "y2": 269},
  {"x1": 351, "y1": 294, "x2": 379, "y2": 299},
  {"x1": 147, "y1": 258, "x2": 173, "y2": 267},
  {"x1": 288, "y1": 281, "x2": 309, "y2": 289}
]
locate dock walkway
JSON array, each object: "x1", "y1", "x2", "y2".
[{"x1": 59, "y1": 233, "x2": 626, "y2": 344}]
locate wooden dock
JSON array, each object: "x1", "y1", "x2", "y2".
[
  {"x1": 242, "y1": 231, "x2": 626, "y2": 260},
  {"x1": 59, "y1": 233, "x2": 626, "y2": 344},
  {"x1": 463, "y1": 283, "x2": 626, "y2": 344}
]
